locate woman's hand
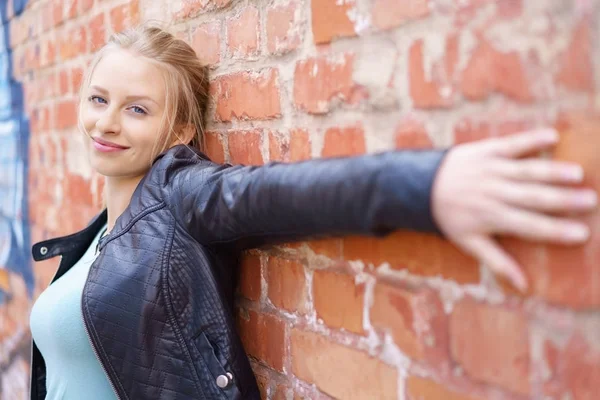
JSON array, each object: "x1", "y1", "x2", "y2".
[{"x1": 431, "y1": 129, "x2": 597, "y2": 291}]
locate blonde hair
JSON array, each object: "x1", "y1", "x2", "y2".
[{"x1": 77, "y1": 24, "x2": 210, "y2": 209}]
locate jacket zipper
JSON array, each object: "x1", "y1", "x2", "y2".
[{"x1": 81, "y1": 248, "x2": 122, "y2": 400}]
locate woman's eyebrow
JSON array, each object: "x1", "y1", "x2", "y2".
[{"x1": 89, "y1": 85, "x2": 160, "y2": 106}]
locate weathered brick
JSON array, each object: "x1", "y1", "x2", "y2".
[
  {"x1": 343, "y1": 231, "x2": 480, "y2": 284},
  {"x1": 266, "y1": 2, "x2": 301, "y2": 54},
  {"x1": 203, "y1": 131, "x2": 225, "y2": 164},
  {"x1": 321, "y1": 124, "x2": 366, "y2": 157},
  {"x1": 460, "y1": 39, "x2": 533, "y2": 103},
  {"x1": 227, "y1": 6, "x2": 259, "y2": 57},
  {"x1": 543, "y1": 333, "x2": 600, "y2": 400},
  {"x1": 89, "y1": 13, "x2": 106, "y2": 51},
  {"x1": 311, "y1": 0, "x2": 356, "y2": 44},
  {"x1": 371, "y1": 282, "x2": 448, "y2": 364},
  {"x1": 238, "y1": 253, "x2": 261, "y2": 301},
  {"x1": 191, "y1": 21, "x2": 221, "y2": 65},
  {"x1": 313, "y1": 270, "x2": 364, "y2": 334},
  {"x1": 450, "y1": 298, "x2": 530, "y2": 396},
  {"x1": 109, "y1": 0, "x2": 139, "y2": 34},
  {"x1": 238, "y1": 310, "x2": 285, "y2": 371},
  {"x1": 372, "y1": 0, "x2": 430, "y2": 31},
  {"x1": 406, "y1": 376, "x2": 484, "y2": 400},
  {"x1": 267, "y1": 257, "x2": 307, "y2": 313},
  {"x1": 228, "y1": 130, "x2": 264, "y2": 165},
  {"x1": 291, "y1": 329, "x2": 397, "y2": 399},
  {"x1": 213, "y1": 69, "x2": 282, "y2": 122},
  {"x1": 294, "y1": 54, "x2": 356, "y2": 114}
]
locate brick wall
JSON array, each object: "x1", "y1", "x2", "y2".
[{"x1": 2, "y1": 0, "x2": 599, "y2": 398}]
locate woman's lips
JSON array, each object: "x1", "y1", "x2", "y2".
[{"x1": 92, "y1": 138, "x2": 129, "y2": 152}]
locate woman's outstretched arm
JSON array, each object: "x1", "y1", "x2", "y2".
[
  {"x1": 168, "y1": 147, "x2": 447, "y2": 247},
  {"x1": 167, "y1": 129, "x2": 597, "y2": 290}
]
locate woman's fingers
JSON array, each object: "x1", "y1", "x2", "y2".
[
  {"x1": 484, "y1": 129, "x2": 559, "y2": 158},
  {"x1": 491, "y1": 181, "x2": 597, "y2": 213},
  {"x1": 462, "y1": 235, "x2": 527, "y2": 291},
  {"x1": 492, "y1": 159, "x2": 585, "y2": 184},
  {"x1": 494, "y1": 205, "x2": 590, "y2": 244}
]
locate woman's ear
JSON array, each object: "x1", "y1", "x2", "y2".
[{"x1": 171, "y1": 124, "x2": 196, "y2": 147}]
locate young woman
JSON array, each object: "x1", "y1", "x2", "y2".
[{"x1": 28, "y1": 26, "x2": 597, "y2": 400}]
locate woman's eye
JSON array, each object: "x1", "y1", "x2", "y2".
[
  {"x1": 130, "y1": 106, "x2": 147, "y2": 115},
  {"x1": 89, "y1": 95, "x2": 106, "y2": 104}
]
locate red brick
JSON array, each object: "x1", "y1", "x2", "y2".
[
  {"x1": 313, "y1": 270, "x2": 364, "y2": 334},
  {"x1": 173, "y1": 0, "x2": 232, "y2": 20},
  {"x1": 307, "y1": 238, "x2": 342, "y2": 259},
  {"x1": 40, "y1": 2, "x2": 52, "y2": 32},
  {"x1": 460, "y1": 39, "x2": 533, "y2": 103},
  {"x1": 408, "y1": 38, "x2": 456, "y2": 109},
  {"x1": 394, "y1": 117, "x2": 434, "y2": 149},
  {"x1": 311, "y1": 0, "x2": 356, "y2": 44},
  {"x1": 267, "y1": 257, "x2": 307, "y2": 313},
  {"x1": 450, "y1": 299, "x2": 529, "y2": 396},
  {"x1": 372, "y1": 0, "x2": 430, "y2": 31},
  {"x1": 321, "y1": 125, "x2": 365, "y2": 157},
  {"x1": 63, "y1": 174, "x2": 95, "y2": 208},
  {"x1": 191, "y1": 22, "x2": 221, "y2": 65},
  {"x1": 269, "y1": 129, "x2": 311, "y2": 162},
  {"x1": 71, "y1": 66, "x2": 84, "y2": 94},
  {"x1": 89, "y1": 13, "x2": 106, "y2": 52},
  {"x1": 53, "y1": 0, "x2": 64, "y2": 26},
  {"x1": 59, "y1": 26, "x2": 87, "y2": 60},
  {"x1": 238, "y1": 253, "x2": 261, "y2": 301},
  {"x1": 406, "y1": 376, "x2": 483, "y2": 400},
  {"x1": 371, "y1": 283, "x2": 448, "y2": 363},
  {"x1": 228, "y1": 130, "x2": 264, "y2": 165},
  {"x1": 58, "y1": 68, "x2": 70, "y2": 95},
  {"x1": 227, "y1": 6, "x2": 259, "y2": 57},
  {"x1": 65, "y1": 0, "x2": 78, "y2": 20},
  {"x1": 267, "y1": 3, "x2": 301, "y2": 54},
  {"x1": 496, "y1": 0, "x2": 523, "y2": 18},
  {"x1": 213, "y1": 69, "x2": 281, "y2": 122},
  {"x1": 453, "y1": 119, "x2": 492, "y2": 144},
  {"x1": 41, "y1": 36, "x2": 56, "y2": 67},
  {"x1": 343, "y1": 231, "x2": 479, "y2": 284},
  {"x1": 294, "y1": 54, "x2": 355, "y2": 114},
  {"x1": 290, "y1": 329, "x2": 397, "y2": 399},
  {"x1": 55, "y1": 100, "x2": 78, "y2": 130},
  {"x1": 41, "y1": 72, "x2": 57, "y2": 101},
  {"x1": 80, "y1": 0, "x2": 94, "y2": 14},
  {"x1": 238, "y1": 310, "x2": 285, "y2": 371},
  {"x1": 109, "y1": 0, "x2": 139, "y2": 34},
  {"x1": 543, "y1": 333, "x2": 600, "y2": 400},
  {"x1": 203, "y1": 131, "x2": 225, "y2": 164},
  {"x1": 556, "y1": 20, "x2": 593, "y2": 92}
]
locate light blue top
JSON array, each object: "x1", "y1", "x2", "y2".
[{"x1": 29, "y1": 224, "x2": 117, "y2": 399}]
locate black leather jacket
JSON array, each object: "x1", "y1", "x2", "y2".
[{"x1": 30, "y1": 144, "x2": 447, "y2": 399}]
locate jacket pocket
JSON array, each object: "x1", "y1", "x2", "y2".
[{"x1": 192, "y1": 331, "x2": 238, "y2": 396}]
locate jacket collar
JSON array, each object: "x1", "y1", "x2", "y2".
[{"x1": 31, "y1": 208, "x2": 107, "y2": 261}]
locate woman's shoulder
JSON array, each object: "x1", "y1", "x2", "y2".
[{"x1": 148, "y1": 144, "x2": 231, "y2": 191}]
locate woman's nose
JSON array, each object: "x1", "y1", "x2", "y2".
[{"x1": 95, "y1": 109, "x2": 121, "y2": 134}]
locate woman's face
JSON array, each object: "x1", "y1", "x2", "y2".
[{"x1": 81, "y1": 48, "x2": 168, "y2": 179}]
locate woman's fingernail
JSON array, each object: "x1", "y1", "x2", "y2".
[
  {"x1": 566, "y1": 225, "x2": 590, "y2": 241},
  {"x1": 564, "y1": 166, "x2": 584, "y2": 182},
  {"x1": 576, "y1": 191, "x2": 598, "y2": 207},
  {"x1": 541, "y1": 129, "x2": 559, "y2": 142}
]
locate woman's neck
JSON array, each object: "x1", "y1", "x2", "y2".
[{"x1": 104, "y1": 175, "x2": 145, "y2": 234}]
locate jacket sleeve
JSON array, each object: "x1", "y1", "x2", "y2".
[{"x1": 167, "y1": 149, "x2": 449, "y2": 249}]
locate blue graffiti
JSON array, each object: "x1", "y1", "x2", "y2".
[{"x1": 0, "y1": 0, "x2": 33, "y2": 299}]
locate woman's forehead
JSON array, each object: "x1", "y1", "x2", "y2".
[{"x1": 90, "y1": 49, "x2": 166, "y2": 104}]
